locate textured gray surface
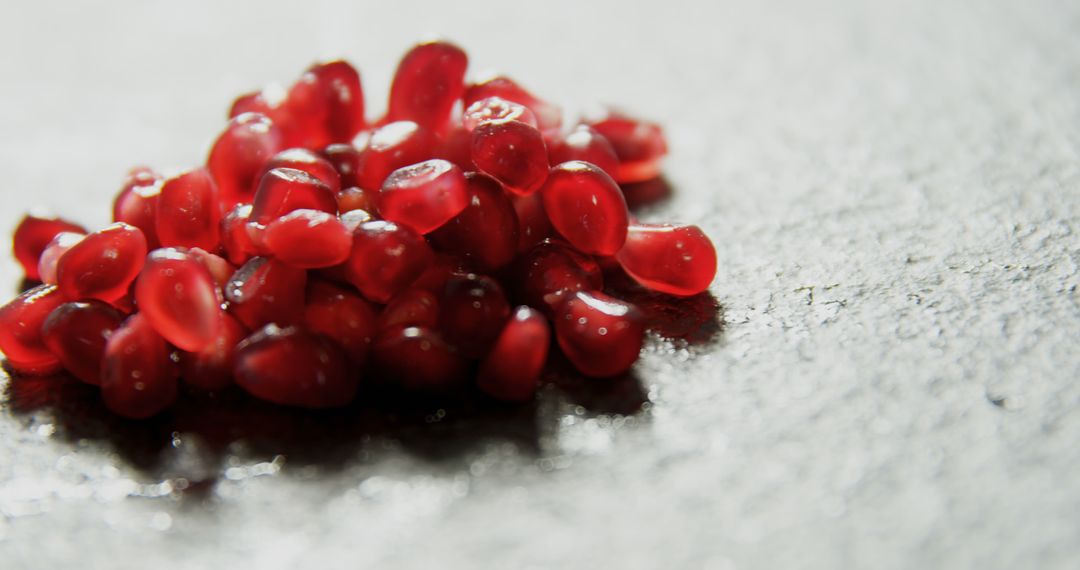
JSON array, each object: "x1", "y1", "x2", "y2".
[{"x1": 1, "y1": 0, "x2": 1079, "y2": 568}]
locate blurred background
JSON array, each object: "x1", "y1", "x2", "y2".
[{"x1": 1, "y1": 1, "x2": 1079, "y2": 569}]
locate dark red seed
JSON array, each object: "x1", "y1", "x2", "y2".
[
  {"x1": 41, "y1": 300, "x2": 125, "y2": 385},
  {"x1": 615, "y1": 223, "x2": 717, "y2": 296},
  {"x1": 354, "y1": 121, "x2": 433, "y2": 191},
  {"x1": 262, "y1": 148, "x2": 342, "y2": 194},
  {"x1": 234, "y1": 324, "x2": 357, "y2": 408},
  {"x1": 464, "y1": 75, "x2": 562, "y2": 136},
  {"x1": 284, "y1": 60, "x2": 366, "y2": 148},
  {"x1": 514, "y1": 240, "x2": 602, "y2": 317},
  {"x1": 101, "y1": 313, "x2": 179, "y2": 419},
  {"x1": 37, "y1": 231, "x2": 84, "y2": 285},
  {"x1": 477, "y1": 306, "x2": 550, "y2": 402},
  {"x1": 321, "y1": 143, "x2": 363, "y2": 188},
  {"x1": 303, "y1": 280, "x2": 378, "y2": 364},
  {"x1": 135, "y1": 248, "x2": 225, "y2": 352},
  {"x1": 463, "y1": 97, "x2": 537, "y2": 131},
  {"x1": 221, "y1": 203, "x2": 259, "y2": 266},
  {"x1": 12, "y1": 214, "x2": 87, "y2": 281},
  {"x1": 344, "y1": 220, "x2": 433, "y2": 303},
  {"x1": 386, "y1": 41, "x2": 468, "y2": 133},
  {"x1": 379, "y1": 159, "x2": 469, "y2": 234},
  {"x1": 336, "y1": 186, "x2": 378, "y2": 214},
  {"x1": 548, "y1": 125, "x2": 619, "y2": 179},
  {"x1": 156, "y1": 168, "x2": 221, "y2": 251},
  {"x1": 433, "y1": 125, "x2": 474, "y2": 171},
  {"x1": 250, "y1": 167, "x2": 337, "y2": 226},
  {"x1": 371, "y1": 326, "x2": 468, "y2": 393},
  {"x1": 379, "y1": 288, "x2": 440, "y2": 331},
  {"x1": 207, "y1": 112, "x2": 284, "y2": 208},
  {"x1": 554, "y1": 290, "x2": 644, "y2": 377},
  {"x1": 429, "y1": 172, "x2": 519, "y2": 272},
  {"x1": 471, "y1": 119, "x2": 549, "y2": 195},
  {"x1": 409, "y1": 254, "x2": 470, "y2": 294},
  {"x1": 112, "y1": 167, "x2": 163, "y2": 249},
  {"x1": 57, "y1": 223, "x2": 148, "y2": 303},
  {"x1": 0, "y1": 285, "x2": 66, "y2": 374},
  {"x1": 228, "y1": 84, "x2": 287, "y2": 123},
  {"x1": 264, "y1": 209, "x2": 352, "y2": 268},
  {"x1": 179, "y1": 313, "x2": 246, "y2": 391},
  {"x1": 438, "y1": 273, "x2": 511, "y2": 359},
  {"x1": 584, "y1": 111, "x2": 668, "y2": 183},
  {"x1": 225, "y1": 256, "x2": 307, "y2": 330},
  {"x1": 187, "y1": 247, "x2": 235, "y2": 289},
  {"x1": 510, "y1": 192, "x2": 552, "y2": 253},
  {"x1": 540, "y1": 161, "x2": 628, "y2": 255}
]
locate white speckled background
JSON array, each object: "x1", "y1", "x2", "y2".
[{"x1": 1, "y1": 0, "x2": 1079, "y2": 568}]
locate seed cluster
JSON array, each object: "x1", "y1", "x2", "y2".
[{"x1": 0, "y1": 41, "x2": 718, "y2": 419}]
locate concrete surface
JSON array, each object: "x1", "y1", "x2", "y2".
[{"x1": 1, "y1": 0, "x2": 1078, "y2": 568}]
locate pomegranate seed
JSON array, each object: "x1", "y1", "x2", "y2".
[
  {"x1": 207, "y1": 112, "x2": 284, "y2": 208},
  {"x1": 548, "y1": 125, "x2": 619, "y2": 179},
  {"x1": 234, "y1": 324, "x2": 357, "y2": 408},
  {"x1": 303, "y1": 280, "x2": 378, "y2": 364},
  {"x1": 433, "y1": 126, "x2": 474, "y2": 170},
  {"x1": 56, "y1": 222, "x2": 148, "y2": 303},
  {"x1": 135, "y1": 248, "x2": 225, "y2": 351},
  {"x1": 225, "y1": 256, "x2": 307, "y2": 329},
  {"x1": 112, "y1": 168, "x2": 163, "y2": 249},
  {"x1": 37, "y1": 231, "x2": 85, "y2": 285},
  {"x1": 464, "y1": 75, "x2": 562, "y2": 135},
  {"x1": 471, "y1": 119, "x2": 549, "y2": 195},
  {"x1": 284, "y1": 60, "x2": 366, "y2": 148},
  {"x1": 379, "y1": 288, "x2": 440, "y2": 330},
  {"x1": 616, "y1": 223, "x2": 717, "y2": 296},
  {"x1": 386, "y1": 41, "x2": 468, "y2": 133},
  {"x1": 477, "y1": 306, "x2": 550, "y2": 402},
  {"x1": 409, "y1": 254, "x2": 469, "y2": 294},
  {"x1": 156, "y1": 167, "x2": 221, "y2": 251},
  {"x1": 336, "y1": 186, "x2": 378, "y2": 214},
  {"x1": 187, "y1": 247, "x2": 235, "y2": 289},
  {"x1": 179, "y1": 313, "x2": 246, "y2": 391},
  {"x1": 585, "y1": 111, "x2": 668, "y2": 183},
  {"x1": 541, "y1": 161, "x2": 628, "y2": 255},
  {"x1": 221, "y1": 203, "x2": 258, "y2": 265},
  {"x1": 12, "y1": 214, "x2": 87, "y2": 281},
  {"x1": 371, "y1": 326, "x2": 467, "y2": 393},
  {"x1": 228, "y1": 84, "x2": 287, "y2": 122},
  {"x1": 101, "y1": 313, "x2": 179, "y2": 419},
  {"x1": 250, "y1": 167, "x2": 337, "y2": 225},
  {"x1": 41, "y1": 300, "x2": 125, "y2": 385},
  {"x1": 510, "y1": 192, "x2": 552, "y2": 253},
  {"x1": 0, "y1": 285, "x2": 66, "y2": 374},
  {"x1": 429, "y1": 172, "x2": 519, "y2": 271},
  {"x1": 355, "y1": 121, "x2": 433, "y2": 191},
  {"x1": 344, "y1": 220, "x2": 433, "y2": 303},
  {"x1": 379, "y1": 159, "x2": 469, "y2": 234},
  {"x1": 321, "y1": 143, "x2": 363, "y2": 188},
  {"x1": 438, "y1": 273, "x2": 511, "y2": 358},
  {"x1": 262, "y1": 148, "x2": 342, "y2": 194},
  {"x1": 555, "y1": 290, "x2": 644, "y2": 377},
  {"x1": 339, "y1": 208, "x2": 374, "y2": 232},
  {"x1": 463, "y1": 97, "x2": 537, "y2": 131},
  {"x1": 264, "y1": 209, "x2": 352, "y2": 268},
  {"x1": 514, "y1": 239, "x2": 602, "y2": 317}
]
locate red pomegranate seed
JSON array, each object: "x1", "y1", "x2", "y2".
[
  {"x1": 284, "y1": 60, "x2": 366, "y2": 148},
  {"x1": 339, "y1": 208, "x2": 374, "y2": 232},
  {"x1": 463, "y1": 97, "x2": 537, "y2": 131},
  {"x1": 41, "y1": 300, "x2": 125, "y2": 385},
  {"x1": 379, "y1": 288, "x2": 440, "y2": 330},
  {"x1": 12, "y1": 214, "x2": 87, "y2": 281},
  {"x1": 433, "y1": 125, "x2": 474, "y2": 171},
  {"x1": 379, "y1": 159, "x2": 469, "y2": 234},
  {"x1": 514, "y1": 239, "x2": 602, "y2": 317},
  {"x1": 321, "y1": 143, "x2": 363, "y2": 188},
  {"x1": 555, "y1": 290, "x2": 644, "y2": 377},
  {"x1": 135, "y1": 248, "x2": 225, "y2": 351},
  {"x1": 616, "y1": 223, "x2": 717, "y2": 296},
  {"x1": 234, "y1": 324, "x2": 357, "y2": 408},
  {"x1": 371, "y1": 325, "x2": 467, "y2": 393},
  {"x1": 510, "y1": 192, "x2": 552, "y2": 253},
  {"x1": 344, "y1": 220, "x2": 433, "y2": 303},
  {"x1": 541, "y1": 161, "x2": 628, "y2": 255},
  {"x1": 37, "y1": 231, "x2": 84, "y2": 286},
  {"x1": 438, "y1": 273, "x2": 511, "y2": 358},
  {"x1": 264, "y1": 209, "x2": 352, "y2": 268},
  {"x1": 221, "y1": 203, "x2": 259, "y2": 265},
  {"x1": 179, "y1": 313, "x2": 246, "y2": 391},
  {"x1": 225, "y1": 256, "x2": 307, "y2": 329},
  {"x1": 477, "y1": 306, "x2": 550, "y2": 402},
  {"x1": 585, "y1": 111, "x2": 668, "y2": 183},
  {"x1": 262, "y1": 148, "x2": 342, "y2": 194},
  {"x1": 156, "y1": 167, "x2": 221, "y2": 251},
  {"x1": 464, "y1": 75, "x2": 562, "y2": 135},
  {"x1": 471, "y1": 119, "x2": 549, "y2": 195},
  {"x1": 386, "y1": 41, "x2": 468, "y2": 133},
  {"x1": 56, "y1": 222, "x2": 148, "y2": 303},
  {"x1": 548, "y1": 125, "x2": 619, "y2": 179},
  {"x1": 303, "y1": 280, "x2": 378, "y2": 364},
  {"x1": 336, "y1": 186, "x2": 378, "y2": 214},
  {"x1": 228, "y1": 84, "x2": 287, "y2": 123},
  {"x1": 250, "y1": 167, "x2": 337, "y2": 226},
  {"x1": 429, "y1": 172, "x2": 519, "y2": 271},
  {"x1": 354, "y1": 121, "x2": 433, "y2": 191},
  {"x1": 100, "y1": 313, "x2": 179, "y2": 419},
  {"x1": 409, "y1": 254, "x2": 469, "y2": 294},
  {"x1": 207, "y1": 112, "x2": 284, "y2": 208},
  {"x1": 112, "y1": 167, "x2": 163, "y2": 250},
  {"x1": 0, "y1": 285, "x2": 66, "y2": 374},
  {"x1": 187, "y1": 247, "x2": 235, "y2": 289}
]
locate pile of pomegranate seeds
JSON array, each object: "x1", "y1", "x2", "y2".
[{"x1": 0, "y1": 41, "x2": 717, "y2": 419}]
